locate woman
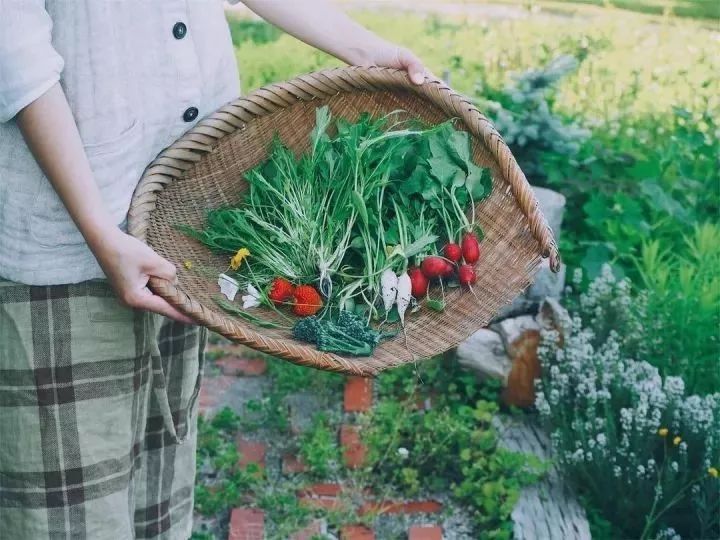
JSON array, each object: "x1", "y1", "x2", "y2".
[{"x1": 0, "y1": 1, "x2": 427, "y2": 538}]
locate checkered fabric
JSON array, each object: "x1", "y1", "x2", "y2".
[{"x1": 0, "y1": 278, "x2": 207, "y2": 539}]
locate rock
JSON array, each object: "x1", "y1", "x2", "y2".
[
  {"x1": 537, "y1": 297, "x2": 570, "y2": 331},
  {"x1": 495, "y1": 316, "x2": 542, "y2": 408},
  {"x1": 536, "y1": 297, "x2": 570, "y2": 348},
  {"x1": 525, "y1": 258, "x2": 566, "y2": 303},
  {"x1": 533, "y1": 186, "x2": 566, "y2": 242},
  {"x1": 493, "y1": 187, "x2": 567, "y2": 321},
  {"x1": 456, "y1": 329, "x2": 512, "y2": 382},
  {"x1": 492, "y1": 315, "x2": 540, "y2": 351}
]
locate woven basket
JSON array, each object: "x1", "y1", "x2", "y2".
[{"x1": 128, "y1": 66, "x2": 560, "y2": 377}]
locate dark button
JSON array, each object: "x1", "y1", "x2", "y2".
[
  {"x1": 173, "y1": 22, "x2": 187, "y2": 40},
  {"x1": 183, "y1": 107, "x2": 199, "y2": 123}
]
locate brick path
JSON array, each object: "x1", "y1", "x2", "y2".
[{"x1": 199, "y1": 342, "x2": 446, "y2": 539}]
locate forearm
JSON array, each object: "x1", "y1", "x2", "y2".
[
  {"x1": 240, "y1": 0, "x2": 387, "y2": 65},
  {"x1": 16, "y1": 83, "x2": 117, "y2": 251}
]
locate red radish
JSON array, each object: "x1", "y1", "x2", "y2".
[
  {"x1": 441, "y1": 261, "x2": 455, "y2": 278},
  {"x1": 443, "y1": 243, "x2": 462, "y2": 263},
  {"x1": 458, "y1": 264, "x2": 477, "y2": 286},
  {"x1": 461, "y1": 233, "x2": 481, "y2": 264},
  {"x1": 408, "y1": 267, "x2": 429, "y2": 298},
  {"x1": 421, "y1": 256, "x2": 450, "y2": 279}
]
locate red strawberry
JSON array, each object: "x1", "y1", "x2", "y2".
[
  {"x1": 268, "y1": 278, "x2": 295, "y2": 305},
  {"x1": 292, "y1": 285, "x2": 324, "y2": 317}
]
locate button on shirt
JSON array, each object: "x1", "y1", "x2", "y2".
[{"x1": 0, "y1": 1, "x2": 242, "y2": 285}]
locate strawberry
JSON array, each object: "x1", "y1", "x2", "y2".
[
  {"x1": 292, "y1": 285, "x2": 324, "y2": 317},
  {"x1": 268, "y1": 277, "x2": 295, "y2": 305}
]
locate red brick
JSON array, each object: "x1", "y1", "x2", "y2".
[
  {"x1": 228, "y1": 507, "x2": 264, "y2": 540},
  {"x1": 298, "y1": 483, "x2": 342, "y2": 497},
  {"x1": 340, "y1": 424, "x2": 366, "y2": 469},
  {"x1": 198, "y1": 375, "x2": 235, "y2": 415},
  {"x1": 282, "y1": 453, "x2": 307, "y2": 474},
  {"x1": 359, "y1": 500, "x2": 442, "y2": 516},
  {"x1": 408, "y1": 525, "x2": 443, "y2": 540},
  {"x1": 340, "y1": 525, "x2": 375, "y2": 540},
  {"x1": 216, "y1": 356, "x2": 267, "y2": 377},
  {"x1": 298, "y1": 496, "x2": 343, "y2": 511},
  {"x1": 289, "y1": 519, "x2": 325, "y2": 540},
  {"x1": 236, "y1": 438, "x2": 266, "y2": 470},
  {"x1": 344, "y1": 376, "x2": 373, "y2": 412}
]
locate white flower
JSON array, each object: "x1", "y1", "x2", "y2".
[
  {"x1": 241, "y1": 284, "x2": 262, "y2": 309},
  {"x1": 397, "y1": 447, "x2": 409, "y2": 459},
  {"x1": 218, "y1": 273, "x2": 240, "y2": 301}
]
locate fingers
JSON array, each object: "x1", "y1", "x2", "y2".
[
  {"x1": 398, "y1": 48, "x2": 426, "y2": 85},
  {"x1": 129, "y1": 288, "x2": 195, "y2": 324},
  {"x1": 142, "y1": 250, "x2": 178, "y2": 285}
]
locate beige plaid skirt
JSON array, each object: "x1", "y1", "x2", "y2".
[{"x1": 0, "y1": 278, "x2": 207, "y2": 539}]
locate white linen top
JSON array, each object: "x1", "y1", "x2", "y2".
[{"x1": 0, "y1": 0, "x2": 241, "y2": 285}]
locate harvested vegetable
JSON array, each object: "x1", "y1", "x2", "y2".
[
  {"x1": 461, "y1": 233, "x2": 481, "y2": 264},
  {"x1": 292, "y1": 310, "x2": 385, "y2": 356},
  {"x1": 292, "y1": 285, "x2": 323, "y2": 317},
  {"x1": 396, "y1": 272, "x2": 412, "y2": 326},
  {"x1": 268, "y1": 278, "x2": 295, "y2": 305},
  {"x1": 408, "y1": 267, "x2": 429, "y2": 298},
  {"x1": 443, "y1": 243, "x2": 462, "y2": 263},
  {"x1": 185, "y1": 105, "x2": 493, "y2": 357},
  {"x1": 458, "y1": 264, "x2": 477, "y2": 286},
  {"x1": 421, "y1": 256, "x2": 451, "y2": 279},
  {"x1": 380, "y1": 269, "x2": 399, "y2": 312}
]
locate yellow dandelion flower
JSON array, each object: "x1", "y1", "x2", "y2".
[
  {"x1": 183, "y1": 260, "x2": 193, "y2": 270},
  {"x1": 229, "y1": 248, "x2": 250, "y2": 271},
  {"x1": 673, "y1": 436, "x2": 682, "y2": 446},
  {"x1": 709, "y1": 467, "x2": 718, "y2": 478},
  {"x1": 658, "y1": 428, "x2": 668, "y2": 437}
]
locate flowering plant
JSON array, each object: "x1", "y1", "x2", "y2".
[{"x1": 536, "y1": 265, "x2": 720, "y2": 539}]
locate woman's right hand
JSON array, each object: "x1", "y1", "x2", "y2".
[{"x1": 91, "y1": 226, "x2": 195, "y2": 324}]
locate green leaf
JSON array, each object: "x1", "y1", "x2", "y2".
[
  {"x1": 639, "y1": 180, "x2": 691, "y2": 224},
  {"x1": 466, "y1": 163, "x2": 490, "y2": 200},
  {"x1": 580, "y1": 244, "x2": 613, "y2": 280},
  {"x1": 351, "y1": 191, "x2": 369, "y2": 229},
  {"x1": 428, "y1": 155, "x2": 459, "y2": 187},
  {"x1": 426, "y1": 299, "x2": 446, "y2": 312},
  {"x1": 403, "y1": 233, "x2": 440, "y2": 258}
]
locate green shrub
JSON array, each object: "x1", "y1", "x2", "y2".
[
  {"x1": 365, "y1": 360, "x2": 546, "y2": 538},
  {"x1": 536, "y1": 266, "x2": 720, "y2": 539}
]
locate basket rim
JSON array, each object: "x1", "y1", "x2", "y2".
[{"x1": 127, "y1": 65, "x2": 560, "y2": 376}]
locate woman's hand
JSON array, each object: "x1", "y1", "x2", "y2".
[
  {"x1": 355, "y1": 41, "x2": 428, "y2": 85},
  {"x1": 91, "y1": 227, "x2": 194, "y2": 324},
  {"x1": 240, "y1": 0, "x2": 430, "y2": 85},
  {"x1": 17, "y1": 84, "x2": 194, "y2": 324}
]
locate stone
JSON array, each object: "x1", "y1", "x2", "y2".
[
  {"x1": 537, "y1": 297, "x2": 570, "y2": 336},
  {"x1": 526, "y1": 258, "x2": 567, "y2": 303},
  {"x1": 533, "y1": 186, "x2": 566, "y2": 242},
  {"x1": 492, "y1": 187, "x2": 567, "y2": 320},
  {"x1": 456, "y1": 329, "x2": 512, "y2": 382},
  {"x1": 492, "y1": 315, "x2": 540, "y2": 352}
]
